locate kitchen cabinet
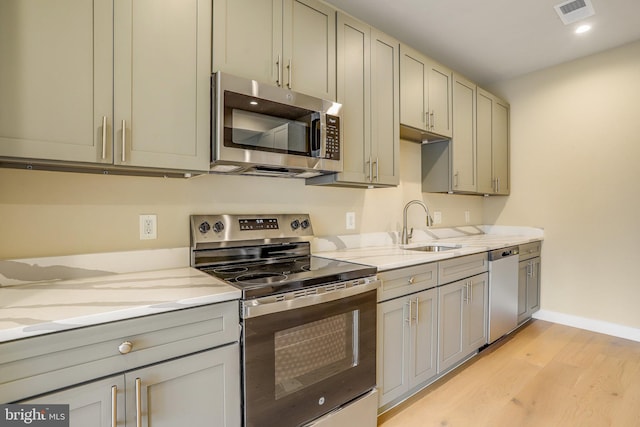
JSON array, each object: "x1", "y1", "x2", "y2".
[
  {"x1": 438, "y1": 273, "x2": 488, "y2": 374},
  {"x1": 23, "y1": 346, "x2": 240, "y2": 427},
  {"x1": 1, "y1": 302, "x2": 241, "y2": 427},
  {"x1": 307, "y1": 13, "x2": 399, "y2": 187},
  {"x1": 400, "y1": 44, "x2": 452, "y2": 139},
  {"x1": 518, "y1": 241, "x2": 542, "y2": 324},
  {"x1": 0, "y1": 0, "x2": 210, "y2": 173},
  {"x1": 477, "y1": 88, "x2": 510, "y2": 195},
  {"x1": 451, "y1": 73, "x2": 477, "y2": 193},
  {"x1": 421, "y1": 73, "x2": 478, "y2": 194},
  {"x1": 377, "y1": 287, "x2": 437, "y2": 409},
  {"x1": 213, "y1": 0, "x2": 336, "y2": 101}
]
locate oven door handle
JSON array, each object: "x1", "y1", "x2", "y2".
[{"x1": 243, "y1": 278, "x2": 379, "y2": 318}]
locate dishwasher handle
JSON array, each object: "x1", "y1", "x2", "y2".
[{"x1": 488, "y1": 246, "x2": 519, "y2": 261}]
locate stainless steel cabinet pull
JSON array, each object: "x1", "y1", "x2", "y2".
[
  {"x1": 408, "y1": 276, "x2": 416, "y2": 285},
  {"x1": 430, "y1": 111, "x2": 435, "y2": 129},
  {"x1": 276, "y1": 55, "x2": 282, "y2": 87},
  {"x1": 469, "y1": 281, "x2": 473, "y2": 302},
  {"x1": 496, "y1": 177, "x2": 500, "y2": 193},
  {"x1": 111, "y1": 385, "x2": 117, "y2": 427},
  {"x1": 425, "y1": 111, "x2": 429, "y2": 128},
  {"x1": 454, "y1": 171, "x2": 459, "y2": 188},
  {"x1": 373, "y1": 158, "x2": 379, "y2": 181},
  {"x1": 118, "y1": 341, "x2": 133, "y2": 354},
  {"x1": 121, "y1": 120, "x2": 126, "y2": 163},
  {"x1": 414, "y1": 297, "x2": 419, "y2": 323},
  {"x1": 367, "y1": 157, "x2": 372, "y2": 182},
  {"x1": 286, "y1": 59, "x2": 292, "y2": 89},
  {"x1": 135, "y1": 378, "x2": 142, "y2": 427},
  {"x1": 101, "y1": 116, "x2": 107, "y2": 160},
  {"x1": 405, "y1": 300, "x2": 411, "y2": 324}
]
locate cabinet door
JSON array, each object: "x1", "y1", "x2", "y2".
[
  {"x1": 377, "y1": 297, "x2": 410, "y2": 407},
  {"x1": 335, "y1": 13, "x2": 370, "y2": 184},
  {"x1": 114, "y1": 0, "x2": 210, "y2": 172},
  {"x1": 527, "y1": 258, "x2": 541, "y2": 314},
  {"x1": 23, "y1": 376, "x2": 125, "y2": 427},
  {"x1": 126, "y1": 345, "x2": 241, "y2": 427},
  {"x1": 517, "y1": 260, "x2": 529, "y2": 324},
  {"x1": 437, "y1": 281, "x2": 465, "y2": 374},
  {"x1": 427, "y1": 62, "x2": 453, "y2": 138},
  {"x1": 464, "y1": 273, "x2": 488, "y2": 353},
  {"x1": 451, "y1": 73, "x2": 477, "y2": 192},
  {"x1": 492, "y1": 97, "x2": 510, "y2": 195},
  {"x1": 409, "y1": 289, "x2": 438, "y2": 387},
  {"x1": 370, "y1": 29, "x2": 400, "y2": 186},
  {"x1": 0, "y1": 0, "x2": 112, "y2": 164},
  {"x1": 400, "y1": 44, "x2": 428, "y2": 131},
  {"x1": 212, "y1": 0, "x2": 282, "y2": 85},
  {"x1": 476, "y1": 89, "x2": 494, "y2": 194},
  {"x1": 283, "y1": 0, "x2": 336, "y2": 100}
]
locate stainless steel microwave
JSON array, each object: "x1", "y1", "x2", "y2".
[{"x1": 210, "y1": 72, "x2": 343, "y2": 178}]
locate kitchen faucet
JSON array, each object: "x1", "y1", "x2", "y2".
[{"x1": 401, "y1": 200, "x2": 433, "y2": 245}]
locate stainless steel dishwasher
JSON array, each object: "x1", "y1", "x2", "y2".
[{"x1": 487, "y1": 246, "x2": 520, "y2": 344}]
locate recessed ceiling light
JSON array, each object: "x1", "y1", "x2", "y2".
[{"x1": 575, "y1": 24, "x2": 591, "y2": 34}]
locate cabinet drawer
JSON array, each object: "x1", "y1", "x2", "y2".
[
  {"x1": 438, "y1": 253, "x2": 488, "y2": 285},
  {"x1": 377, "y1": 262, "x2": 438, "y2": 302},
  {"x1": 0, "y1": 301, "x2": 239, "y2": 403},
  {"x1": 519, "y1": 241, "x2": 542, "y2": 261}
]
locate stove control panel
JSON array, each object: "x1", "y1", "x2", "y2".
[{"x1": 191, "y1": 214, "x2": 314, "y2": 247}]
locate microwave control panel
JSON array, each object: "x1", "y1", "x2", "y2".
[{"x1": 325, "y1": 115, "x2": 341, "y2": 160}]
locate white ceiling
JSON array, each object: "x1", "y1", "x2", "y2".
[{"x1": 324, "y1": 0, "x2": 640, "y2": 85}]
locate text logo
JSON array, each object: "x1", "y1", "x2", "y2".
[{"x1": 0, "y1": 405, "x2": 69, "y2": 427}]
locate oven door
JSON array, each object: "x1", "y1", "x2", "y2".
[{"x1": 242, "y1": 283, "x2": 377, "y2": 427}]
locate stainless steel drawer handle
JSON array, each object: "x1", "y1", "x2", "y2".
[
  {"x1": 101, "y1": 116, "x2": 107, "y2": 160},
  {"x1": 111, "y1": 385, "x2": 118, "y2": 427},
  {"x1": 118, "y1": 341, "x2": 133, "y2": 354},
  {"x1": 135, "y1": 378, "x2": 142, "y2": 427}
]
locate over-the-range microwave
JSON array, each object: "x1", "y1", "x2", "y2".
[{"x1": 210, "y1": 72, "x2": 343, "y2": 178}]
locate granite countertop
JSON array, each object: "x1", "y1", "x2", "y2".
[
  {"x1": 312, "y1": 225, "x2": 544, "y2": 271},
  {"x1": 0, "y1": 262, "x2": 240, "y2": 343}
]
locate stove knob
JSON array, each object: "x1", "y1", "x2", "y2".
[
  {"x1": 291, "y1": 219, "x2": 300, "y2": 230},
  {"x1": 300, "y1": 219, "x2": 310, "y2": 229},
  {"x1": 213, "y1": 221, "x2": 225, "y2": 233},
  {"x1": 198, "y1": 221, "x2": 211, "y2": 233}
]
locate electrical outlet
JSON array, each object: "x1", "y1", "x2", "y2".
[
  {"x1": 433, "y1": 211, "x2": 442, "y2": 225},
  {"x1": 140, "y1": 214, "x2": 157, "y2": 240},
  {"x1": 464, "y1": 211, "x2": 471, "y2": 224},
  {"x1": 346, "y1": 212, "x2": 356, "y2": 230}
]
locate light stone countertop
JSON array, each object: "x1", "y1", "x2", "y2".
[
  {"x1": 312, "y1": 225, "x2": 544, "y2": 271},
  {"x1": 0, "y1": 267, "x2": 240, "y2": 343}
]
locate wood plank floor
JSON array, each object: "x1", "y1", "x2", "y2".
[{"x1": 377, "y1": 320, "x2": 640, "y2": 427}]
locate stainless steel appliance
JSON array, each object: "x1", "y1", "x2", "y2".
[
  {"x1": 191, "y1": 214, "x2": 379, "y2": 427},
  {"x1": 210, "y1": 72, "x2": 343, "y2": 178},
  {"x1": 487, "y1": 246, "x2": 520, "y2": 344}
]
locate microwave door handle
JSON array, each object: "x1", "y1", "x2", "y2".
[{"x1": 311, "y1": 114, "x2": 321, "y2": 157}]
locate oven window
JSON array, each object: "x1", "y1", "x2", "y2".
[
  {"x1": 274, "y1": 310, "x2": 358, "y2": 400},
  {"x1": 224, "y1": 91, "x2": 317, "y2": 156}
]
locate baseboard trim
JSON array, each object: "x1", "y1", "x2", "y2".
[{"x1": 533, "y1": 309, "x2": 640, "y2": 343}]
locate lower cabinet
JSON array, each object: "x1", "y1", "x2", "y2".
[
  {"x1": 377, "y1": 288, "x2": 437, "y2": 409},
  {"x1": 437, "y1": 273, "x2": 488, "y2": 374},
  {"x1": 518, "y1": 257, "x2": 541, "y2": 324},
  {"x1": 24, "y1": 345, "x2": 240, "y2": 426}
]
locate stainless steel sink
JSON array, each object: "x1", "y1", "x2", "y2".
[{"x1": 403, "y1": 245, "x2": 460, "y2": 252}]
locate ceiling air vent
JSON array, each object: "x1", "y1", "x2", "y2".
[{"x1": 554, "y1": 0, "x2": 595, "y2": 25}]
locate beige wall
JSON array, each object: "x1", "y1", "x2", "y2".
[
  {"x1": 0, "y1": 140, "x2": 483, "y2": 259},
  {"x1": 484, "y1": 40, "x2": 640, "y2": 329}
]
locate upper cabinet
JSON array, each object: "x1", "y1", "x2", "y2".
[
  {"x1": 114, "y1": 0, "x2": 211, "y2": 172},
  {"x1": 307, "y1": 13, "x2": 399, "y2": 187},
  {"x1": 0, "y1": 0, "x2": 211, "y2": 174},
  {"x1": 451, "y1": 73, "x2": 477, "y2": 193},
  {"x1": 213, "y1": 0, "x2": 336, "y2": 101},
  {"x1": 0, "y1": 0, "x2": 113, "y2": 165},
  {"x1": 400, "y1": 44, "x2": 452, "y2": 139},
  {"x1": 477, "y1": 88, "x2": 510, "y2": 195}
]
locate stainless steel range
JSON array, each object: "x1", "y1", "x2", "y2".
[{"x1": 191, "y1": 214, "x2": 379, "y2": 427}]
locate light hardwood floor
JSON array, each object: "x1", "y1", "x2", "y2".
[{"x1": 377, "y1": 320, "x2": 640, "y2": 426}]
